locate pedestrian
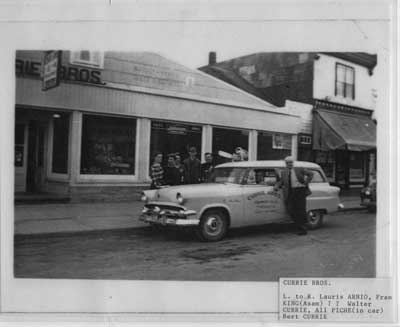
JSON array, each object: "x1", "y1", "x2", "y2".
[
  {"x1": 150, "y1": 152, "x2": 164, "y2": 189},
  {"x1": 164, "y1": 153, "x2": 180, "y2": 186},
  {"x1": 174, "y1": 153, "x2": 185, "y2": 184},
  {"x1": 274, "y1": 156, "x2": 313, "y2": 235},
  {"x1": 200, "y1": 152, "x2": 215, "y2": 182},
  {"x1": 183, "y1": 146, "x2": 201, "y2": 184}
]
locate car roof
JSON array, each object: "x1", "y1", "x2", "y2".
[{"x1": 216, "y1": 160, "x2": 322, "y2": 169}]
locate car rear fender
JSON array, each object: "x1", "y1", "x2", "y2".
[{"x1": 308, "y1": 184, "x2": 340, "y2": 214}]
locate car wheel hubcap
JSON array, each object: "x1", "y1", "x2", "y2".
[
  {"x1": 205, "y1": 216, "x2": 222, "y2": 236},
  {"x1": 308, "y1": 211, "x2": 319, "y2": 223}
]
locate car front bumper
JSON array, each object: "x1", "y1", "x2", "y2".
[{"x1": 139, "y1": 206, "x2": 199, "y2": 227}]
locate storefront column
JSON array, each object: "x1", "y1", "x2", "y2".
[
  {"x1": 69, "y1": 111, "x2": 82, "y2": 184},
  {"x1": 248, "y1": 130, "x2": 258, "y2": 161},
  {"x1": 369, "y1": 152, "x2": 376, "y2": 181},
  {"x1": 291, "y1": 134, "x2": 298, "y2": 160},
  {"x1": 201, "y1": 125, "x2": 212, "y2": 162},
  {"x1": 137, "y1": 118, "x2": 151, "y2": 182}
]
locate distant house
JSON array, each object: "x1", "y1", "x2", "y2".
[{"x1": 200, "y1": 52, "x2": 377, "y2": 189}]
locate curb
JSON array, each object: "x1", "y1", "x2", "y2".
[
  {"x1": 14, "y1": 225, "x2": 151, "y2": 238},
  {"x1": 337, "y1": 206, "x2": 368, "y2": 213},
  {"x1": 14, "y1": 207, "x2": 370, "y2": 238}
]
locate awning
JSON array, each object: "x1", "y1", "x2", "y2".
[{"x1": 313, "y1": 110, "x2": 376, "y2": 151}]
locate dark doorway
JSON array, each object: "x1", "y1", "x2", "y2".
[
  {"x1": 26, "y1": 121, "x2": 45, "y2": 193},
  {"x1": 335, "y1": 150, "x2": 349, "y2": 189}
]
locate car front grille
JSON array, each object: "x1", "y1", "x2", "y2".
[{"x1": 143, "y1": 203, "x2": 186, "y2": 218}]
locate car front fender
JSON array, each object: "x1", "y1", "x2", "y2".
[{"x1": 198, "y1": 203, "x2": 232, "y2": 223}]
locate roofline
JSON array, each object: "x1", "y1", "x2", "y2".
[
  {"x1": 216, "y1": 160, "x2": 321, "y2": 168},
  {"x1": 320, "y1": 52, "x2": 377, "y2": 70},
  {"x1": 151, "y1": 51, "x2": 280, "y2": 111},
  {"x1": 194, "y1": 65, "x2": 283, "y2": 110},
  {"x1": 104, "y1": 81, "x2": 301, "y2": 118}
]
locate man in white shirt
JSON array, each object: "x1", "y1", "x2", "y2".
[{"x1": 274, "y1": 156, "x2": 314, "y2": 235}]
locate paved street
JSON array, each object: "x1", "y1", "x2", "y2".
[{"x1": 14, "y1": 210, "x2": 375, "y2": 281}]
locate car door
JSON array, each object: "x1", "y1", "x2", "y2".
[{"x1": 241, "y1": 167, "x2": 286, "y2": 226}]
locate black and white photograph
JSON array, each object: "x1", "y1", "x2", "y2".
[
  {"x1": 13, "y1": 50, "x2": 378, "y2": 281},
  {"x1": 0, "y1": 0, "x2": 397, "y2": 322}
]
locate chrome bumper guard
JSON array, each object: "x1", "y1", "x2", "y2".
[{"x1": 140, "y1": 207, "x2": 199, "y2": 226}]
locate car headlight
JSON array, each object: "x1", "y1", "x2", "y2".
[
  {"x1": 365, "y1": 190, "x2": 371, "y2": 196},
  {"x1": 141, "y1": 192, "x2": 148, "y2": 202},
  {"x1": 176, "y1": 192, "x2": 184, "y2": 204}
]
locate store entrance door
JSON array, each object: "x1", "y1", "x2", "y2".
[
  {"x1": 335, "y1": 150, "x2": 349, "y2": 190},
  {"x1": 26, "y1": 121, "x2": 46, "y2": 193}
]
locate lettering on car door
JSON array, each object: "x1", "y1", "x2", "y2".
[{"x1": 243, "y1": 168, "x2": 285, "y2": 225}]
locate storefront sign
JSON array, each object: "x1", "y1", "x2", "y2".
[
  {"x1": 42, "y1": 51, "x2": 61, "y2": 91},
  {"x1": 16, "y1": 58, "x2": 102, "y2": 85},
  {"x1": 167, "y1": 126, "x2": 187, "y2": 135}
]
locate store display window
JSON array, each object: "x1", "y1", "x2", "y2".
[
  {"x1": 257, "y1": 132, "x2": 291, "y2": 160},
  {"x1": 349, "y1": 152, "x2": 365, "y2": 179},
  {"x1": 315, "y1": 150, "x2": 335, "y2": 179},
  {"x1": 80, "y1": 115, "x2": 136, "y2": 175},
  {"x1": 150, "y1": 121, "x2": 202, "y2": 165},
  {"x1": 212, "y1": 127, "x2": 249, "y2": 165}
]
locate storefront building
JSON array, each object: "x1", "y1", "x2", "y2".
[
  {"x1": 200, "y1": 51, "x2": 377, "y2": 189},
  {"x1": 312, "y1": 100, "x2": 376, "y2": 188},
  {"x1": 15, "y1": 51, "x2": 300, "y2": 201}
]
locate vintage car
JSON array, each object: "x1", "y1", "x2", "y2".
[
  {"x1": 360, "y1": 180, "x2": 377, "y2": 212},
  {"x1": 140, "y1": 160, "x2": 343, "y2": 241}
]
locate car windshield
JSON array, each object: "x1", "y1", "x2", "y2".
[{"x1": 209, "y1": 167, "x2": 246, "y2": 184}]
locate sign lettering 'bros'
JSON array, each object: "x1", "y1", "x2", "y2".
[{"x1": 42, "y1": 50, "x2": 61, "y2": 91}]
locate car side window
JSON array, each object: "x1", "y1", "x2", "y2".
[
  {"x1": 246, "y1": 168, "x2": 278, "y2": 186},
  {"x1": 309, "y1": 169, "x2": 326, "y2": 183}
]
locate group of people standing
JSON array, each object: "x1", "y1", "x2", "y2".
[{"x1": 150, "y1": 147, "x2": 215, "y2": 189}]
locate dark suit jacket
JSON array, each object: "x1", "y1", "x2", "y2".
[
  {"x1": 183, "y1": 158, "x2": 201, "y2": 184},
  {"x1": 275, "y1": 167, "x2": 314, "y2": 201}
]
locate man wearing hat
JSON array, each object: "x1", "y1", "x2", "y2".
[{"x1": 274, "y1": 156, "x2": 314, "y2": 235}]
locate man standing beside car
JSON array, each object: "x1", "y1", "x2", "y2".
[{"x1": 274, "y1": 156, "x2": 313, "y2": 235}]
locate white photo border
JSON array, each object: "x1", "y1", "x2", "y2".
[{"x1": 0, "y1": 0, "x2": 397, "y2": 324}]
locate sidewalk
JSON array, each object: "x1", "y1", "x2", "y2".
[
  {"x1": 14, "y1": 195, "x2": 366, "y2": 236},
  {"x1": 15, "y1": 201, "x2": 148, "y2": 235}
]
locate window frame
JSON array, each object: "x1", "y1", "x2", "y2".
[
  {"x1": 335, "y1": 62, "x2": 355, "y2": 100},
  {"x1": 243, "y1": 167, "x2": 279, "y2": 186},
  {"x1": 299, "y1": 135, "x2": 312, "y2": 145},
  {"x1": 78, "y1": 113, "x2": 139, "y2": 182},
  {"x1": 69, "y1": 51, "x2": 104, "y2": 69},
  {"x1": 308, "y1": 169, "x2": 328, "y2": 184}
]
